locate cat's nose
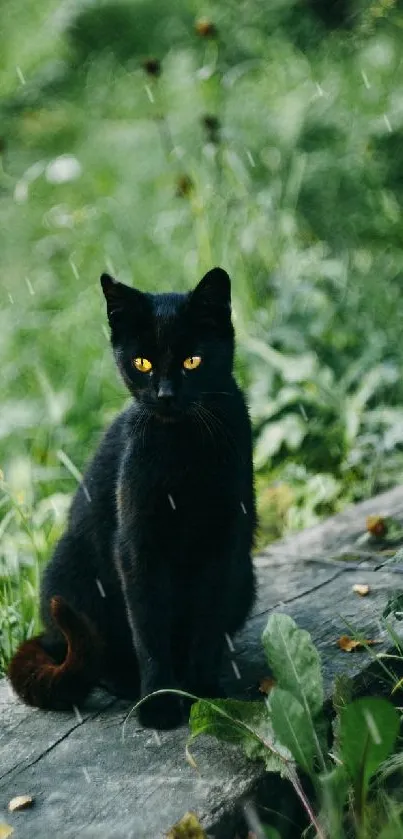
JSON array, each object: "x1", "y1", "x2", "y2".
[{"x1": 157, "y1": 381, "x2": 174, "y2": 402}]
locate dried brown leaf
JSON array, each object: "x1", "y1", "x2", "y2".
[
  {"x1": 337, "y1": 635, "x2": 380, "y2": 652},
  {"x1": 352, "y1": 584, "x2": 370, "y2": 597},
  {"x1": 258, "y1": 677, "x2": 276, "y2": 695},
  {"x1": 366, "y1": 515, "x2": 387, "y2": 537}
]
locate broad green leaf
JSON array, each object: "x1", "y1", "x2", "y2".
[
  {"x1": 269, "y1": 687, "x2": 315, "y2": 775},
  {"x1": 254, "y1": 414, "x2": 306, "y2": 465},
  {"x1": 189, "y1": 698, "x2": 292, "y2": 776},
  {"x1": 243, "y1": 337, "x2": 317, "y2": 383},
  {"x1": 339, "y1": 698, "x2": 399, "y2": 802},
  {"x1": 262, "y1": 613, "x2": 324, "y2": 717}
]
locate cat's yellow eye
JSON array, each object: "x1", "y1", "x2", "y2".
[
  {"x1": 133, "y1": 357, "x2": 152, "y2": 373},
  {"x1": 183, "y1": 355, "x2": 202, "y2": 371}
]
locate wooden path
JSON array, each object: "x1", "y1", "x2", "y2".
[{"x1": 2, "y1": 485, "x2": 403, "y2": 838}]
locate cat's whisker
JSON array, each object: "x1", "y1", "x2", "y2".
[
  {"x1": 129, "y1": 407, "x2": 151, "y2": 449},
  {"x1": 141, "y1": 412, "x2": 150, "y2": 449},
  {"x1": 196, "y1": 406, "x2": 229, "y2": 452},
  {"x1": 200, "y1": 391, "x2": 234, "y2": 397},
  {"x1": 191, "y1": 404, "x2": 216, "y2": 445},
  {"x1": 193, "y1": 403, "x2": 223, "y2": 447},
  {"x1": 189, "y1": 406, "x2": 207, "y2": 444},
  {"x1": 197, "y1": 403, "x2": 237, "y2": 455}
]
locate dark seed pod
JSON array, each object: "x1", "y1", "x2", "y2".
[
  {"x1": 202, "y1": 114, "x2": 220, "y2": 142},
  {"x1": 176, "y1": 174, "x2": 194, "y2": 198},
  {"x1": 142, "y1": 58, "x2": 161, "y2": 78}
]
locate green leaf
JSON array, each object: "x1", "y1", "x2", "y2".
[
  {"x1": 317, "y1": 765, "x2": 350, "y2": 839},
  {"x1": 332, "y1": 674, "x2": 353, "y2": 714},
  {"x1": 166, "y1": 811, "x2": 208, "y2": 838},
  {"x1": 254, "y1": 414, "x2": 306, "y2": 465},
  {"x1": 262, "y1": 613, "x2": 324, "y2": 717},
  {"x1": 264, "y1": 828, "x2": 282, "y2": 839},
  {"x1": 189, "y1": 698, "x2": 291, "y2": 776},
  {"x1": 269, "y1": 687, "x2": 315, "y2": 775},
  {"x1": 332, "y1": 674, "x2": 354, "y2": 753},
  {"x1": 383, "y1": 590, "x2": 403, "y2": 622},
  {"x1": 339, "y1": 698, "x2": 399, "y2": 805},
  {"x1": 377, "y1": 812, "x2": 403, "y2": 839}
]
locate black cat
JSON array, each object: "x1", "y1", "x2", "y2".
[{"x1": 8, "y1": 267, "x2": 256, "y2": 729}]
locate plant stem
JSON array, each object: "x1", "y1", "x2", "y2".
[{"x1": 288, "y1": 768, "x2": 327, "y2": 839}]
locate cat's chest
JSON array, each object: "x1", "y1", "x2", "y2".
[{"x1": 121, "y1": 436, "x2": 240, "y2": 514}]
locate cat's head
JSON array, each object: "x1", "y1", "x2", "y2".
[{"x1": 101, "y1": 268, "x2": 234, "y2": 420}]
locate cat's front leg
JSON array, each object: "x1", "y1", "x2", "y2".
[
  {"x1": 184, "y1": 556, "x2": 231, "y2": 701},
  {"x1": 115, "y1": 533, "x2": 183, "y2": 729}
]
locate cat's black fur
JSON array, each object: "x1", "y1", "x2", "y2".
[{"x1": 8, "y1": 267, "x2": 256, "y2": 729}]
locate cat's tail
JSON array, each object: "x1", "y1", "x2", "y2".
[{"x1": 7, "y1": 596, "x2": 102, "y2": 710}]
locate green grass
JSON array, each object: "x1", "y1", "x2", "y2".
[{"x1": 2, "y1": 0, "x2": 403, "y2": 666}]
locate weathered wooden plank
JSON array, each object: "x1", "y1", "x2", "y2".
[
  {"x1": 1, "y1": 485, "x2": 403, "y2": 839},
  {"x1": 0, "y1": 689, "x2": 115, "y2": 782}
]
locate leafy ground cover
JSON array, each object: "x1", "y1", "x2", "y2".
[{"x1": 164, "y1": 608, "x2": 403, "y2": 839}]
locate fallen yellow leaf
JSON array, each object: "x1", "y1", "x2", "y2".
[
  {"x1": 0, "y1": 825, "x2": 14, "y2": 839},
  {"x1": 352, "y1": 584, "x2": 370, "y2": 597},
  {"x1": 337, "y1": 635, "x2": 379, "y2": 652},
  {"x1": 166, "y1": 811, "x2": 208, "y2": 838}
]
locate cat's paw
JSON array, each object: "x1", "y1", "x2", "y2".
[{"x1": 137, "y1": 692, "x2": 183, "y2": 730}]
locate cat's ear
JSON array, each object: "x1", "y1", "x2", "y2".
[
  {"x1": 191, "y1": 267, "x2": 231, "y2": 310},
  {"x1": 100, "y1": 273, "x2": 146, "y2": 322}
]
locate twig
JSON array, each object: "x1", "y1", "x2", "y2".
[
  {"x1": 303, "y1": 555, "x2": 403, "y2": 574},
  {"x1": 288, "y1": 768, "x2": 327, "y2": 839}
]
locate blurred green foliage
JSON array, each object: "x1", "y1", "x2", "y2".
[{"x1": 1, "y1": 0, "x2": 403, "y2": 661}]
